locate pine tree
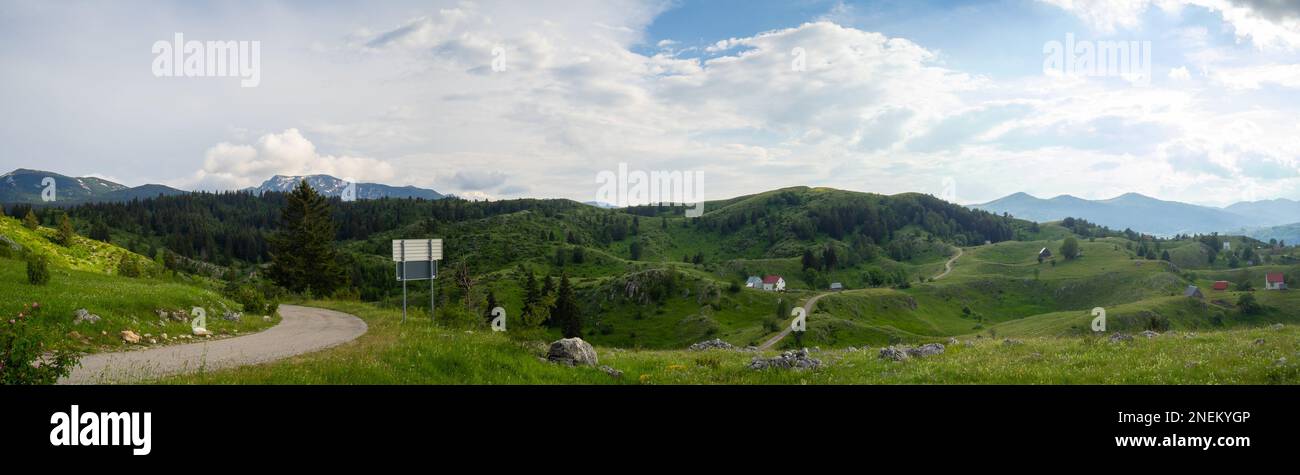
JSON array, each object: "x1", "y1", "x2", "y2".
[
  {"x1": 552, "y1": 272, "x2": 581, "y2": 338},
  {"x1": 267, "y1": 180, "x2": 344, "y2": 295},
  {"x1": 22, "y1": 210, "x2": 39, "y2": 230},
  {"x1": 55, "y1": 214, "x2": 75, "y2": 246}
]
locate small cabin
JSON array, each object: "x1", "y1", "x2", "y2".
[
  {"x1": 745, "y1": 276, "x2": 763, "y2": 288},
  {"x1": 1038, "y1": 247, "x2": 1052, "y2": 260},
  {"x1": 829, "y1": 282, "x2": 843, "y2": 291},
  {"x1": 1184, "y1": 285, "x2": 1204, "y2": 299},
  {"x1": 1212, "y1": 281, "x2": 1229, "y2": 291},
  {"x1": 1266, "y1": 273, "x2": 1286, "y2": 291},
  {"x1": 761, "y1": 275, "x2": 786, "y2": 292}
]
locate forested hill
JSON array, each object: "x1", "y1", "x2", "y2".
[{"x1": 7, "y1": 186, "x2": 1026, "y2": 302}]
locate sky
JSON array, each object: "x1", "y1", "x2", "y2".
[{"x1": 1, "y1": 0, "x2": 1299, "y2": 206}]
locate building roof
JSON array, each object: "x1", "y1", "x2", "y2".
[
  {"x1": 1267, "y1": 272, "x2": 1285, "y2": 283},
  {"x1": 830, "y1": 282, "x2": 843, "y2": 289},
  {"x1": 1212, "y1": 281, "x2": 1229, "y2": 290},
  {"x1": 1184, "y1": 285, "x2": 1203, "y2": 297},
  {"x1": 762, "y1": 275, "x2": 783, "y2": 284}
]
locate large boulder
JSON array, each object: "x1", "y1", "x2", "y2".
[
  {"x1": 120, "y1": 330, "x2": 141, "y2": 344},
  {"x1": 748, "y1": 348, "x2": 822, "y2": 370},
  {"x1": 547, "y1": 338, "x2": 599, "y2": 366},
  {"x1": 72, "y1": 308, "x2": 101, "y2": 325},
  {"x1": 689, "y1": 338, "x2": 735, "y2": 351},
  {"x1": 907, "y1": 343, "x2": 945, "y2": 358},
  {"x1": 878, "y1": 346, "x2": 910, "y2": 361}
]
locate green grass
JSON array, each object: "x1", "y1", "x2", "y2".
[
  {"x1": 0, "y1": 215, "x2": 277, "y2": 351},
  {"x1": 160, "y1": 299, "x2": 1300, "y2": 384}
]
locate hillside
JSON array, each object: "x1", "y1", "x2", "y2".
[
  {"x1": 0, "y1": 214, "x2": 275, "y2": 350},
  {"x1": 0, "y1": 168, "x2": 185, "y2": 204}
]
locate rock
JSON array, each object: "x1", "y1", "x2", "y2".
[
  {"x1": 689, "y1": 338, "x2": 735, "y2": 351},
  {"x1": 599, "y1": 365, "x2": 623, "y2": 379},
  {"x1": 222, "y1": 311, "x2": 242, "y2": 322},
  {"x1": 845, "y1": 346, "x2": 859, "y2": 352},
  {"x1": 1253, "y1": 338, "x2": 1265, "y2": 345},
  {"x1": 161, "y1": 333, "x2": 168, "y2": 340},
  {"x1": 1271, "y1": 323, "x2": 1284, "y2": 331},
  {"x1": 191, "y1": 327, "x2": 211, "y2": 337},
  {"x1": 262, "y1": 315, "x2": 272, "y2": 322},
  {"x1": 148, "y1": 338, "x2": 157, "y2": 344},
  {"x1": 1002, "y1": 338, "x2": 1024, "y2": 346},
  {"x1": 947, "y1": 337, "x2": 959, "y2": 345},
  {"x1": 1139, "y1": 330, "x2": 1160, "y2": 339},
  {"x1": 1184, "y1": 361, "x2": 1200, "y2": 369},
  {"x1": 743, "y1": 346, "x2": 759, "y2": 352},
  {"x1": 120, "y1": 330, "x2": 141, "y2": 344},
  {"x1": 1275, "y1": 357, "x2": 1288, "y2": 367},
  {"x1": 546, "y1": 338, "x2": 599, "y2": 366},
  {"x1": 748, "y1": 348, "x2": 822, "y2": 370},
  {"x1": 1108, "y1": 332, "x2": 1133, "y2": 343},
  {"x1": 907, "y1": 343, "x2": 945, "y2": 358},
  {"x1": 962, "y1": 340, "x2": 974, "y2": 347},
  {"x1": 878, "y1": 346, "x2": 910, "y2": 361},
  {"x1": 72, "y1": 308, "x2": 101, "y2": 325}
]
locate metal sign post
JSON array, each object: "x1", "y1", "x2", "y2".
[{"x1": 393, "y1": 239, "x2": 442, "y2": 324}]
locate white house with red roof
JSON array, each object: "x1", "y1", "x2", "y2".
[
  {"x1": 1265, "y1": 272, "x2": 1286, "y2": 290},
  {"x1": 761, "y1": 275, "x2": 785, "y2": 292}
]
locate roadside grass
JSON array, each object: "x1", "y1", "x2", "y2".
[
  {"x1": 159, "y1": 300, "x2": 1300, "y2": 385},
  {"x1": 0, "y1": 257, "x2": 274, "y2": 351}
]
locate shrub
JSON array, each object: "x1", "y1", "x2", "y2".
[
  {"x1": 1, "y1": 303, "x2": 81, "y2": 385},
  {"x1": 26, "y1": 253, "x2": 50, "y2": 285},
  {"x1": 116, "y1": 254, "x2": 142, "y2": 278},
  {"x1": 1237, "y1": 293, "x2": 1264, "y2": 316}
]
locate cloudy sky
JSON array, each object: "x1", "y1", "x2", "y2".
[{"x1": 1, "y1": 0, "x2": 1298, "y2": 206}]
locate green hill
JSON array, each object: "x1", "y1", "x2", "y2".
[{"x1": 0, "y1": 215, "x2": 273, "y2": 350}]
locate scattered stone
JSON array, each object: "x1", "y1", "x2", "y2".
[
  {"x1": 143, "y1": 333, "x2": 152, "y2": 338},
  {"x1": 222, "y1": 311, "x2": 242, "y2": 322},
  {"x1": 907, "y1": 343, "x2": 945, "y2": 358},
  {"x1": 1002, "y1": 338, "x2": 1024, "y2": 346},
  {"x1": 1185, "y1": 361, "x2": 1200, "y2": 369},
  {"x1": 546, "y1": 337, "x2": 599, "y2": 366},
  {"x1": 1139, "y1": 330, "x2": 1160, "y2": 339},
  {"x1": 947, "y1": 337, "x2": 959, "y2": 345},
  {"x1": 120, "y1": 330, "x2": 141, "y2": 344},
  {"x1": 689, "y1": 338, "x2": 735, "y2": 351},
  {"x1": 100, "y1": 330, "x2": 107, "y2": 336},
  {"x1": 72, "y1": 308, "x2": 100, "y2": 325},
  {"x1": 743, "y1": 346, "x2": 759, "y2": 352},
  {"x1": 1275, "y1": 357, "x2": 1288, "y2": 367},
  {"x1": 148, "y1": 338, "x2": 157, "y2": 344},
  {"x1": 1271, "y1": 323, "x2": 1284, "y2": 331},
  {"x1": 262, "y1": 315, "x2": 272, "y2": 322},
  {"x1": 1108, "y1": 332, "x2": 1133, "y2": 343},
  {"x1": 748, "y1": 348, "x2": 822, "y2": 370},
  {"x1": 161, "y1": 333, "x2": 168, "y2": 340},
  {"x1": 191, "y1": 327, "x2": 211, "y2": 337},
  {"x1": 962, "y1": 340, "x2": 974, "y2": 347},
  {"x1": 1253, "y1": 338, "x2": 1266, "y2": 345},
  {"x1": 878, "y1": 346, "x2": 910, "y2": 362},
  {"x1": 599, "y1": 365, "x2": 623, "y2": 379},
  {"x1": 845, "y1": 346, "x2": 859, "y2": 352}
]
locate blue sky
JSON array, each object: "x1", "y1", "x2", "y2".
[{"x1": 1, "y1": 0, "x2": 1298, "y2": 206}]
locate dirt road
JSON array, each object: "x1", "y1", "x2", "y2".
[{"x1": 60, "y1": 304, "x2": 367, "y2": 384}]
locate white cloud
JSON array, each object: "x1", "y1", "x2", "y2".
[
  {"x1": 184, "y1": 129, "x2": 395, "y2": 190},
  {"x1": 1211, "y1": 63, "x2": 1300, "y2": 88},
  {"x1": 1169, "y1": 66, "x2": 1192, "y2": 79},
  {"x1": 1041, "y1": 0, "x2": 1300, "y2": 49}
]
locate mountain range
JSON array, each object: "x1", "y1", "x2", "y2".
[
  {"x1": 0, "y1": 169, "x2": 444, "y2": 204},
  {"x1": 247, "y1": 174, "x2": 444, "y2": 200},
  {"x1": 971, "y1": 192, "x2": 1300, "y2": 240}
]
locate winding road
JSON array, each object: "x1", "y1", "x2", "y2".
[
  {"x1": 60, "y1": 305, "x2": 367, "y2": 384},
  {"x1": 756, "y1": 245, "x2": 963, "y2": 351}
]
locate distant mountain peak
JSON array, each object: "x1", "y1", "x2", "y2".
[
  {"x1": 250, "y1": 174, "x2": 444, "y2": 201},
  {"x1": 971, "y1": 191, "x2": 1292, "y2": 236}
]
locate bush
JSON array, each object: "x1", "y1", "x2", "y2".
[
  {"x1": 1, "y1": 303, "x2": 80, "y2": 385},
  {"x1": 1237, "y1": 293, "x2": 1264, "y2": 316},
  {"x1": 26, "y1": 253, "x2": 50, "y2": 285},
  {"x1": 116, "y1": 254, "x2": 142, "y2": 278}
]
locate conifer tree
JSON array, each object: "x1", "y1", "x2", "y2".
[{"x1": 267, "y1": 180, "x2": 344, "y2": 295}]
